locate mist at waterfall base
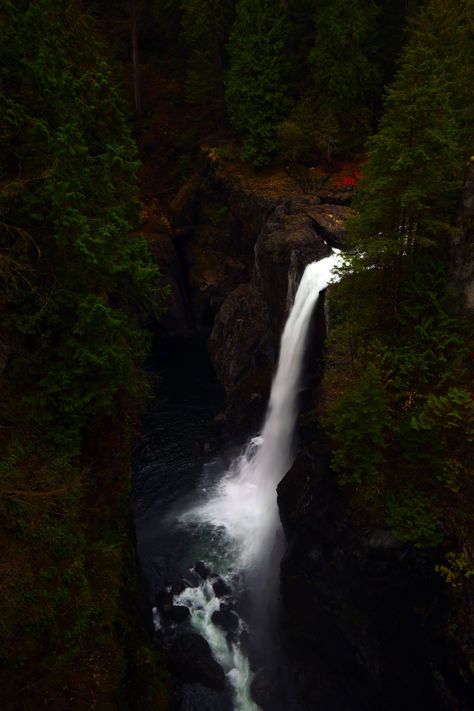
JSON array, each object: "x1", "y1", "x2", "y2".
[{"x1": 139, "y1": 252, "x2": 341, "y2": 710}]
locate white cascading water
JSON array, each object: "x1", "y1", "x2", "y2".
[{"x1": 169, "y1": 252, "x2": 342, "y2": 710}]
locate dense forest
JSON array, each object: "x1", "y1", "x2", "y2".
[{"x1": 1, "y1": 0, "x2": 472, "y2": 709}]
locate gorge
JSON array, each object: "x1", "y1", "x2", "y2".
[
  {"x1": 133, "y1": 157, "x2": 472, "y2": 710},
  {"x1": 135, "y1": 250, "x2": 342, "y2": 709},
  {"x1": 2, "y1": 3, "x2": 473, "y2": 709}
]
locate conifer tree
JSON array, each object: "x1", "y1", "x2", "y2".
[
  {"x1": 322, "y1": 0, "x2": 474, "y2": 549},
  {"x1": 181, "y1": 0, "x2": 234, "y2": 119},
  {"x1": 226, "y1": 0, "x2": 290, "y2": 166},
  {"x1": 0, "y1": 0, "x2": 161, "y2": 451},
  {"x1": 311, "y1": 0, "x2": 380, "y2": 111},
  {"x1": 349, "y1": 0, "x2": 474, "y2": 273},
  {"x1": 309, "y1": 0, "x2": 381, "y2": 151},
  {"x1": 0, "y1": 1, "x2": 167, "y2": 698}
]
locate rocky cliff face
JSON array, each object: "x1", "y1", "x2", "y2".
[
  {"x1": 149, "y1": 153, "x2": 351, "y2": 426},
  {"x1": 277, "y1": 433, "x2": 473, "y2": 711}
]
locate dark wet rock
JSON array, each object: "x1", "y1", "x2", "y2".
[
  {"x1": 194, "y1": 560, "x2": 211, "y2": 579},
  {"x1": 167, "y1": 633, "x2": 226, "y2": 691},
  {"x1": 185, "y1": 241, "x2": 247, "y2": 335},
  {"x1": 167, "y1": 605, "x2": 191, "y2": 623},
  {"x1": 183, "y1": 569, "x2": 201, "y2": 588},
  {"x1": 212, "y1": 576, "x2": 232, "y2": 598},
  {"x1": 234, "y1": 588, "x2": 253, "y2": 623},
  {"x1": 318, "y1": 186, "x2": 354, "y2": 205},
  {"x1": 211, "y1": 609, "x2": 239, "y2": 633},
  {"x1": 172, "y1": 581, "x2": 187, "y2": 596},
  {"x1": 277, "y1": 442, "x2": 474, "y2": 711},
  {"x1": 208, "y1": 281, "x2": 273, "y2": 429},
  {"x1": 254, "y1": 197, "x2": 332, "y2": 339},
  {"x1": 174, "y1": 682, "x2": 233, "y2": 711},
  {"x1": 154, "y1": 624, "x2": 176, "y2": 645},
  {"x1": 202, "y1": 437, "x2": 218, "y2": 454},
  {"x1": 250, "y1": 669, "x2": 277, "y2": 710},
  {"x1": 156, "y1": 589, "x2": 173, "y2": 614},
  {"x1": 305, "y1": 204, "x2": 352, "y2": 249},
  {"x1": 169, "y1": 171, "x2": 202, "y2": 232}
]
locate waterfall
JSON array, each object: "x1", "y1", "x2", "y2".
[{"x1": 172, "y1": 251, "x2": 342, "y2": 710}]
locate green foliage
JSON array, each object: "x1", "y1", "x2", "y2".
[
  {"x1": 287, "y1": 0, "x2": 320, "y2": 85},
  {"x1": 310, "y1": 0, "x2": 380, "y2": 110},
  {"x1": 326, "y1": 362, "x2": 390, "y2": 497},
  {"x1": 385, "y1": 488, "x2": 443, "y2": 548},
  {"x1": 278, "y1": 95, "x2": 340, "y2": 164},
  {"x1": 309, "y1": 0, "x2": 381, "y2": 152},
  {"x1": 322, "y1": 0, "x2": 474, "y2": 553},
  {"x1": 225, "y1": 0, "x2": 291, "y2": 166},
  {"x1": 181, "y1": 0, "x2": 234, "y2": 118},
  {"x1": 436, "y1": 550, "x2": 474, "y2": 590},
  {"x1": 0, "y1": 0, "x2": 164, "y2": 452},
  {"x1": 0, "y1": 2, "x2": 168, "y2": 706},
  {"x1": 325, "y1": 263, "x2": 472, "y2": 548},
  {"x1": 348, "y1": 0, "x2": 474, "y2": 266}
]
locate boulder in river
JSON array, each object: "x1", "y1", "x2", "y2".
[
  {"x1": 156, "y1": 588, "x2": 173, "y2": 614},
  {"x1": 251, "y1": 668, "x2": 279, "y2": 710},
  {"x1": 183, "y1": 569, "x2": 201, "y2": 588},
  {"x1": 167, "y1": 605, "x2": 191, "y2": 623},
  {"x1": 194, "y1": 560, "x2": 212, "y2": 579},
  {"x1": 211, "y1": 609, "x2": 239, "y2": 633},
  {"x1": 174, "y1": 682, "x2": 234, "y2": 711},
  {"x1": 212, "y1": 576, "x2": 232, "y2": 598},
  {"x1": 168, "y1": 633, "x2": 226, "y2": 691},
  {"x1": 172, "y1": 580, "x2": 187, "y2": 596}
]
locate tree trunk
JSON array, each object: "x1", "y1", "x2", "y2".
[{"x1": 131, "y1": 0, "x2": 141, "y2": 116}]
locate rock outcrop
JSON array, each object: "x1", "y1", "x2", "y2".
[
  {"x1": 167, "y1": 633, "x2": 226, "y2": 691},
  {"x1": 277, "y1": 438, "x2": 474, "y2": 711},
  {"x1": 144, "y1": 153, "x2": 352, "y2": 425},
  {"x1": 155, "y1": 155, "x2": 352, "y2": 425}
]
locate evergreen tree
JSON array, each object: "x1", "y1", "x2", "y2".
[
  {"x1": 311, "y1": 0, "x2": 380, "y2": 111},
  {"x1": 0, "y1": 1, "x2": 168, "y2": 701},
  {"x1": 309, "y1": 0, "x2": 381, "y2": 152},
  {"x1": 349, "y1": 0, "x2": 474, "y2": 278},
  {"x1": 0, "y1": 0, "x2": 161, "y2": 452},
  {"x1": 287, "y1": 0, "x2": 318, "y2": 85},
  {"x1": 181, "y1": 0, "x2": 234, "y2": 120},
  {"x1": 226, "y1": 0, "x2": 290, "y2": 166},
  {"x1": 322, "y1": 0, "x2": 474, "y2": 549}
]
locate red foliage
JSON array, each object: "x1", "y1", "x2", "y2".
[{"x1": 332, "y1": 168, "x2": 362, "y2": 189}]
